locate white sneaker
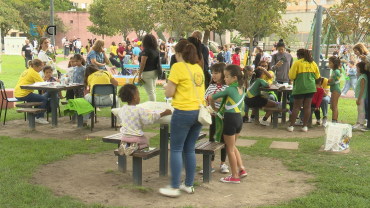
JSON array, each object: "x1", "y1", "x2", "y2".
[
  {"x1": 287, "y1": 126, "x2": 294, "y2": 132},
  {"x1": 295, "y1": 118, "x2": 303, "y2": 126},
  {"x1": 179, "y1": 182, "x2": 194, "y2": 194},
  {"x1": 352, "y1": 124, "x2": 361, "y2": 130},
  {"x1": 199, "y1": 167, "x2": 215, "y2": 174},
  {"x1": 360, "y1": 127, "x2": 369, "y2": 132},
  {"x1": 125, "y1": 143, "x2": 139, "y2": 156},
  {"x1": 249, "y1": 117, "x2": 255, "y2": 123},
  {"x1": 35, "y1": 118, "x2": 49, "y2": 124},
  {"x1": 220, "y1": 164, "x2": 230, "y2": 173},
  {"x1": 159, "y1": 186, "x2": 181, "y2": 197},
  {"x1": 316, "y1": 119, "x2": 321, "y2": 125},
  {"x1": 260, "y1": 120, "x2": 270, "y2": 126},
  {"x1": 301, "y1": 126, "x2": 308, "y2": 132},
  {"x1": 322, "y1": 118, "x2": 327, "y2": 127},
  {"x1": 117, "y1": 141, "x2": 127, "y2": 156}
]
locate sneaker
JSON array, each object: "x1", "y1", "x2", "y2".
[
  {"x1": 322, "y1": 118, "x2": 327, "y2": 127},
  {"x1": 96, "y1": 108, "x2": 101, "y2": 111},
  {"x1": 352, "y1": 124, "x2": 361, "y2": 130},
  {"x1": 249, "y1": 117, "x2": 255, "y2": 123},
  {"x1": 159, "y1": 186, "x2": 181, "y2": 197},
  {"x1": 125, "y1": 143, "x2": 139, "y2": 156},
  {"x1": 316, "y1": 119, "x2": 321, "y2": 125},
  {"x1": 179, "y1": 182, "x2": 194, "y2": 194},
  {"x1": 243, "y1": 116, "x2": 249, "y2": 123},
  {"x1": 220, "y1": 164, "x2": 230, "y2": 173},
  {"x1": 117, "y1": 141, "x2": 127, "y2": 156},
  {"x1": 220, "y1": 175, "x2": 240, "y2": 184},
  {"x1": 287, "y1": 126, "x2": 294, "y2": 132},
  {"x1": 301, "y1": 126, "x2": 308, "y2": 132},
  {"x1": 199, "y1": 167, "x2": 215, "y2": 174},
  {"x1": 260, "y1": 120, "x2": 270, "y2": 126},
  {"x1": 295, "y1": 118, "x2": 303, "y2": 126},
  {"x1": 360, "y1": 128, "x2": 369, "y2": 132},
  {"x1": 35, "y1": 118, "x2": 49, "y2": 124},
  {"x1": 238, "y1": 169, "x2": 248, "y2": 178}
]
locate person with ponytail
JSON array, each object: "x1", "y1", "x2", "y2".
[
  {"x1": 270, "y1": 39, "x2": 294, "y2": 102},
  {"x1": 14, "y1": 59, "x2": 49, "y2": 124},
  {"x1": 327, "y1": 56, "x2": 342, "y2": 124},
  {"x1": 37, "y1": 37, "x2": 57, "y2": 78},
  {"x1": 208, "y1": 65, "x2": 247, "y2": 184},
  {"x1": 287, "y1": 49, "x2": 320, "y2": 132},
  {"x1": 160, "y1": 40, "x2": 205, "y2": 197}
]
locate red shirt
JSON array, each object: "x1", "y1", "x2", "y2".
[
  {"x1": 209, "y1": 51, "x2": 214, "y2": 58},
  {"x1": 232, "y1": 53, "x2": 240, "y2": 66},
  {"x1": 118, "y1": 46, "x2": 125, "y2": 61},
  {"x1": 312, "y1": 87, "x2": 324, "y2": 108}
]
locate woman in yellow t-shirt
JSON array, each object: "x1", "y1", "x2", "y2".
[
  {"x1": 110, "y1": 42, "x2": 118, "y2": 57},
  {"x1": 83, "y1": 64, "x2": 120, "y2": 106},
  {"x1": 14, "y1": 59, "x2": 49, "y2": 124},
  {"x1": 159, "y1": 40, "x2": 205, "y2": 197}
]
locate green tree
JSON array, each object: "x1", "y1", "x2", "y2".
[
  {"x1": 103, "y1": 0, "x2": 133, "y2": 40},
  {"x1": 0, "y1": 0, "x2": 27, "y2": 43},
  {"x1": 158, "y1": 0, "x2": 218, "y2": 40},
  {"x1": 231, "y1": 0, "x2": 300, "y2": 64},
  {"x1": 323, "y1": 0, "x2": 370, "y2": 44},
  {"x1": 40, "y1": 0, "x2": 73, "y2": 11},
  {"x1": 87, "y1": 0, "x2": 116, "y2": 39}
]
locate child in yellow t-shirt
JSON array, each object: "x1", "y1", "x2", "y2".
[{"x1": 81, "y1": 46, "x2": 85, "y2": 56}]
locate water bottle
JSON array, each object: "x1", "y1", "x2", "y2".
[{"x1": 60, "y1": 74, "x2": 65, "y2": 86}]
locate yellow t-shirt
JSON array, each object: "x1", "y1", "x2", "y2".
[
  {"x1": 322, "y1": 78, "x2": 330, "y2": 90},
  {"x1": 81, "y1": 47, "x2": 85, "y2": 53},
  {"x1": 14, "y1": 68, "x2": 44, "y2": 98},
  {"x1": 168, "y1": 62, "x2": 205, "y2": 111},
  {"x1": 262, "y1": 71, "x2": 275, "y2": 84},
  {"x1": 88, "y1": 71, "x2": 113, "y2": 94},
  {"x1": 110, "y1": 45, "x2": 118, "y2": 56}
]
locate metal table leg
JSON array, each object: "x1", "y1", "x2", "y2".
[
  {"x1": 77, "y1": 114, "x2": 83, "y2": 128},
  {"x1": 254, "y1": 107, "x2": 259, "y2": 124},
  {"x1": 159, "y1": 124, "x2": 169, "y2": 177},
  {"x1": 203, "y1": 154, "x2": 212, "y2": 183},
  {"x1": 50, "y1": 91, "x2": 58, "y2": 127}
]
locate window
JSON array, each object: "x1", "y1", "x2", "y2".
[
  {"x1": 70, "y1": 20, "x2": 73, "y2": 24},
  {"x1": 81, "y1": 3, "x2": 86, "y2": 8}
]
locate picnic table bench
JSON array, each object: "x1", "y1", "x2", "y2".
[
  {"x1": 16, "y1": 108, "x2": 47, "y2": 130},
  {"x1": 263, "y1": 108, "x2": 288, "y2": 128},
  {"x1": 15, "y1": 102, "x2": 43, "y2": 121},
  {"x1": 195, "y1": 140, "x2": 225, "y2": 183}
]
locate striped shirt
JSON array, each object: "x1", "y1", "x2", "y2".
[{"x1": 205, "y1": 83, "x2": 228, "y2": 109}]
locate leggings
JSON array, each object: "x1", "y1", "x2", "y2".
[{"x1": 209, "y1": 115, "x2": 227, "y2": 162}]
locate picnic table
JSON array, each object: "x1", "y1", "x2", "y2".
[
  {"x1": 20, "y1": 83, "x2": 85, "y2": 127},
  {"x1": 136, "y1": 101, "x2": 172, "y2": 176},
  {"x1": 259, "y1": 84, "x2": 293, "y2": 124}
]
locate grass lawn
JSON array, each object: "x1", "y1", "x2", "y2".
[{"x1": 0, "y1": 54, "x2": 368, "y2": 207}]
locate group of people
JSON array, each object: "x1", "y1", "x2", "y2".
[{"x1": 62, "y1": 36, "x2": 91, "y2": 58}]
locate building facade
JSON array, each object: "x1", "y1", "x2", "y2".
[{"x1": 286, "y1": 0, "x2": 342, "y2": 13}]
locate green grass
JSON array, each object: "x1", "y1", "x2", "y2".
[{"x1": 1, "y1": 54, "x2": 369, "y2": 207}]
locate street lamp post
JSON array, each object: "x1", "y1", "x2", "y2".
[{"x1": 50, "y1": 0, "x2": 55, "y2": 48}]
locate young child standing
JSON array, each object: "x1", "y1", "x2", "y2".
[
  {"x1": 353, "y1": 62, "x2": 368, "y2": 130},
  {"x1": 201, "y1": 63, "x2": 229, "y2": 174},
  {"x1": 328, "y1": 56, "x2": 342, "y2": 123},
  {"x1": 216, "y1": 46, "x2": 224, "y2": 63},
  {"x1": 341, "y1": 61, "x2": 357, "y2": 96},
  {"x1": 72, "y1": 54, "x2": 86, "y2": 98},
  {"x1": 232, "y1": 48, "x2": 241, "y2": 66},
  {"x1": 117, "y1": 84, "x2": 172, "y2": 155},
  {"x1": 244, "y1": 69, "x2": 281, "y2": 126},
  {"x1": 208, "y1": 65, "x2": 247, "y2": 184},
  {"x1": 242, "y1": 66, "x2": 254, "y2": 123},
  {"x1": 65, "y1": 57, "x2": 76, "y2": 100}
]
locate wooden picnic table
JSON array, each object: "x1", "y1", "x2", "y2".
[
  {"x1": 20, "y1": 83, "x2": 85, "y2": 127},
  {"x1": 259, "y1": 84, "x2": 293, "y2": 124}
]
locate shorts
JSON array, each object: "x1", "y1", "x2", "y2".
[
  {"x1": 244, "y1": 95, "x2": 268, "y2": 108},
  {"x1": 223, "y1": 113, "x2": 243, "y2": 136},
  {"x1": 293, "y1": 92, "x2": 315, "y2": 99}
]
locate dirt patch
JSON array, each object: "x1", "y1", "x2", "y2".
[
  {"x1": 33, "y1": 151, "x2": 315, "y2": 208},
  {"x1": 0, "y1": 116, "x2": 119, "y2": 140}
]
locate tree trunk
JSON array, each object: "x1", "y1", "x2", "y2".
[
  {"x1": 219, "y1": 33, "x2": 223, "y2": 46},
  {"x1": 102, "y1": 34, "x2": 105, "y2": 40},
  {"x1": 203, "y1": 29, "x2": 210, "y2": 45},
  {"x1": 249, "y1": 40, "x2": 253, "y2": 66}
]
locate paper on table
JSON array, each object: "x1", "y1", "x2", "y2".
[{"x1": 32, "y1": 82, "x2": 50, "y2": 86}]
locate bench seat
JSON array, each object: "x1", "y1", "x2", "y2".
[
  {"x1": 15, "y1": 102, "x2": 43, "y2": 108},
  {"x1": 263, "y1": 108, "x2": 288, "y2": 128},
  {"x1": 195, "y1": 141, "x2": 225, "y2": 183},
  {"x1": 16, "y1": 108, "x2": 47, "y2": 130}
]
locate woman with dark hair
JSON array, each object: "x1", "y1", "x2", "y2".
[
  {"x1": 287, "y1": 49, "x2": 320, "y2": 132},
  {"x1": 159, "y1": 40, "x2": 205, "y2": 197},
  {"x1": 38, "y1": 37, "x2": 57, "y2": 77},
  {"x1": 159, "y1": 43, "x2": 167, "y2": 64},
  {"x1": 138, "y1": 34, "x2": 160, "y2": 101},
  {"x1": 253, "y1": 47, "x2": 263, "y2": 67}
]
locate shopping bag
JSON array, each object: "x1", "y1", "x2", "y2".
[{"x1": 324, "y1": 122, "x2": 351, "y2": 151}]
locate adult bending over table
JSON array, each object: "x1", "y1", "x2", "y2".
[
  {"x1": 83, "y1": 65, "x2": 120, "y2": 123},
  {"x1": 86, "y1": 39, "x2": 110, "y2": 70},
  {"x1": 287, "y1": 49, "x2": 320, "y2": 133},
  {"x1": 14, "y1": 59, "x2": 49, "y2": 124},
  {"x1": 138, "y1": 34, "x2": 160, "y2": 102},
  {"x1": 159, "y1": 40, "x2": 205, "y2": 197}
]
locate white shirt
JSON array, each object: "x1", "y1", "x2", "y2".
[
  {"x1": 75, "y1": 40, "x2": 82, "y2": 49},
  {"x1": 62, "y1": 38, "x2": 66, "y2": 46},
  {"x1": 262, "y1": 52, "x2": 272, "y2": 62},
  {"x1": 167, "y1": 42, "x2": 176, "y2": 57}
]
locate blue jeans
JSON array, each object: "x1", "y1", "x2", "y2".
[
  {"x1": 320, "y1": 96, "x2": 331, "y2": 117},
  {"x1": 75, "y1": 48, "x2": 81, "y2": 54},
  {"x1": 42, "y1": 91, "x2": 60, "y2": 108},
  {"x1": 170, "y1": 109, "x2": 203, "y2": 188},
  {"x1": 16, "y1": 93, "x2": 48, "y2": 118},
  {"x1": 341, "y1": 76, "x2": 357, "y2": 95}
]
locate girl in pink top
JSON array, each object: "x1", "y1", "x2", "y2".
[{"x1": 117, "y1": 84, "x2": 172, "y2": 156}]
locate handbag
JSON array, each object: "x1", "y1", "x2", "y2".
[
  {"x1": 183, "y1": 62, "x2": 212, "y2": 125},
  {"x1": 157, "y1": 50, "x2": 163, "y2": 79}
]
